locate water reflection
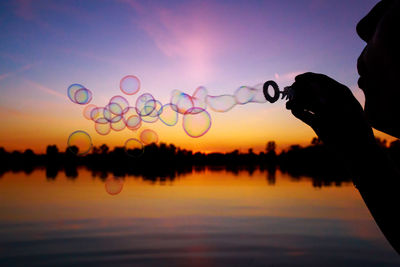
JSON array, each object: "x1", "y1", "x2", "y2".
[
  {"x1": 0, "y1": 165, "x2": 354, "y2": 188},
  {"x1": 0, "y1": 169, "x2": 398, "y2": 266}
]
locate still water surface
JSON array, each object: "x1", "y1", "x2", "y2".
[{"x1": 0, "y1": 168, "x2": 399, "y2": 266}]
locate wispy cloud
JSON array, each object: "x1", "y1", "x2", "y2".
[
  {"x1": 122, "y1": 1, "x2": 224, "y2": 81},
  {"x1": 24, "y1": 79, "x2": 65, "y2": 99},
  {"x1": 0, "y1": 63, "x2": 35, "y2": 81}
]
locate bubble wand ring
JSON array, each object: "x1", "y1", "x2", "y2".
[{"x1": 263, "y1": 80, "x2": 294, "y2": 103}]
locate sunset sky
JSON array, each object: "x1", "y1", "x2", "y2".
[{"x1": 0, "y1": 0, "x2": 392, "y2": 154}]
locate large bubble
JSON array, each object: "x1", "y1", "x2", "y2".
[
  {"x1": 74, "y1": 88, "x2": 92, "y2": 105},
  {"x1": 182, "y1": 108, "x2": 211, "y2": 138},
  {"x1": 206, "y1": 95, "x2": 236, "y2": 112},
  {"x1": 124, "y1": 138, "x2": 144, "y2": 157},
  {"x1": 120, "y1": 75, "x2": 140, "y2": 95},
  {"x1": 159, "y1": 103, "x2": 178, "y2": 126},
  {"x1": 105, "y1": 177, "x2": 124, "y2": 196},
  {"x1": 67, "y1": 130, "x2": 92, "y2": 156},
  {"x1": 140, "y1": 129, "x2": 159, "y2": 145}
]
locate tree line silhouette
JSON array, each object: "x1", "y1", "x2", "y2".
[{"x1": 1, "y1": 138, "x2": 399, "y2": 187}]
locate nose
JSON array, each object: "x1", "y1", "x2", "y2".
[{"x1": 357, "y1": 47, "x2": 367, "y2": 77}]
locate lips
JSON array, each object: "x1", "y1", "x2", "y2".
[{"x1": 358, "y1": 76, "x2": 366, "y2": 89}]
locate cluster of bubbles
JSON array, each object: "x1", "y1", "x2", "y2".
[{"x1": 67, "y1": 75, "x2": 274, "y2": 158}]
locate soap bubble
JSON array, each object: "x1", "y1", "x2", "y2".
[
  {"x1": 206, "y1": 95, "x2": 236, "y2": 112},
  {"x1": 140, "y1": 129, "x2": 159, "y2": 145},
  {"x1": 147, "y1": 100, "x2": 163, "y2": 117},
  {"x1": 67, "y1": 130, "x2": 92, "y2": 156},
  {"x1": 120, "y1": 75, "x2": 140, "y2": 95},
  {"x1": 67, "y1": 84, "x2": 84, "y2": 103},
  {"x1": 123, "y1": 107, "x2": 142, "y2": 130},
  {"x1": 109, "y1": 95, "x2": 129, "y2": 115},
  {"x1": 136, "y1": 93, "x2": 155, "y2": 116},
  {"x1": 248, "y1": 83, "x2": 267, "y2": 103},
  {"x1": 171, "y1": 90, "x2": 193, "y2": 114},
  {"x1": 124, "y1": 138, "x2": 144, "y2": 157},
  {"x1": 74, "y1": 88, "x2": 92, "y2": 105},
  {"x1": 192, "y1": 86, "x2": 207, "y2": 111},
  {"x1": 105, "y1": 177, "x2": 124, "y2": 196},
  {"x1": 182, "y1": 108, "x2": 211, "y2": 138},
  {"x1": 83, "y1": 104, "x2": 97, "y2": 120},
  {"x1": 111, "y1": 119, "x2": 126, "y2": 131},
  {"x1": 141, "y1": 114, "x2": 158, "y2": 123},
  {"x1": 159, "y1": 103, "x2": 178, "y2": 126},
  {"x1": 91, "y1": 107, "x2": 108, "y2": 124},
  {"x1": 234, "y1": 86, "x2": 256, "y2": 104},
  {"x1": 104, "y1": 104, "x2": 123, "y2": 123},
  {"x1": 125, "y1": 115, "x2": 142, "y2": 130},
  {"x1": 95, "y1": 122, "x2": 111, "y2": 135}
]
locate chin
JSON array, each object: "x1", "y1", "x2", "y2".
[{"x1": 365, "y1": 107, "x2": 400, "y2": 139}]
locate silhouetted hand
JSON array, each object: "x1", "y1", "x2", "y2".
[{"x1": 286, "y1": 72, "x2": 375, "y2": 150}]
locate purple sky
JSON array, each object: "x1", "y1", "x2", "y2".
[{"x1": 1, "y1": 0, "x2": 388, "y2": 153}]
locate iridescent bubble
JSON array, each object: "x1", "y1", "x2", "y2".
[
  {"x1": 105, "y1": 177, "x2": 124, "y2": 196},
  {"x1": 192, "y1": 86, "x2": 207, "y2": 110},
  {"x1": 140, "y1": 129, "x2": 159, "y2": 145},
  {"x1": 125, "y1": 115, "x2": 142, "y2": 130},
  {"x1": 111, "y1": 119, "x2": 126, "y2": 131},
  {"x1": 124, "y1": 138, "x2": 144, "y2": 157},
  {"x1": 140, "y1": 100, "x2": 160, "y2": 123},
  {"x1": 67, "y1": 84, "x2": 84, "y2": 103},
  {"x1": 170, "y1": 90, "x2": 193, "y2": 114},
  {"x1": 95, "y1": 122, "x2": 111, "y2": 135},
  {"x1": 109, "y1": 95, "x2": 129, "y2": 115},
  {"x1": 206, "y1": 95, "x2": 236, "y2": 112},
  {"x1": 123, "y1": 107, "x2": 142, "y2": 130},
  {"x1": 83, "y1": 104, "x2": 97, "y2": 120},
  {"x1": 234, "y1": 86, "x2": 256, "y2": 105},
  {"x1": 159, "y1": 103, "x2": 178, "y2": 126},
  {"x1": 120, "y1": 75, "x2": 140, "y2": 95},
  {"x1": 136, "y1": 93, "x2": 155, "y2": 116},
  {"x1": 146, "y1": 100, "x2": 162, "y2": 117},
  {"x1": 182, "y1": 108, "x2": 211, "y2": 138},
  {"x1": 74, "y1": 88, "x2": 92, "y2": 105},
  {"x1": 91, "y1": 107, "x2": 108, "y2": 124},
  {"x1": 249, "y1": 83, "x2": 267, "y2": 103},
  {"x1": 141, "y1": 114, "x2": 158, "y2": 123},
  {"x1": 67, "y1": 130, "x2": 92, "y2": 156},
  {"x1": 104, "y1": 104, "x2": 123, "y2": 123}
]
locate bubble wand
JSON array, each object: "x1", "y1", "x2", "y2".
[{"x1": 263, "y1": 80, "x2": 294, "y2": 103}]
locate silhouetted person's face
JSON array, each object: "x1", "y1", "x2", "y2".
[{"x1": 357, "y1": 0, "x2": 400, "y2": 137}]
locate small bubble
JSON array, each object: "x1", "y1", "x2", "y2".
[
  {"x1": 124, "y1": 138, "x2": 144, "y2": 157},
  {"x1": 120, "y1": 75, "x2": 140, "y2": 95},
  {"x1": 67, "y1": 130, "x2": 92, "y2": 156}
]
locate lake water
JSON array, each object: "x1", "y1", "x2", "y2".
[{"x1": 0, "y1": 168, "x2": 399, "y2": 266}]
